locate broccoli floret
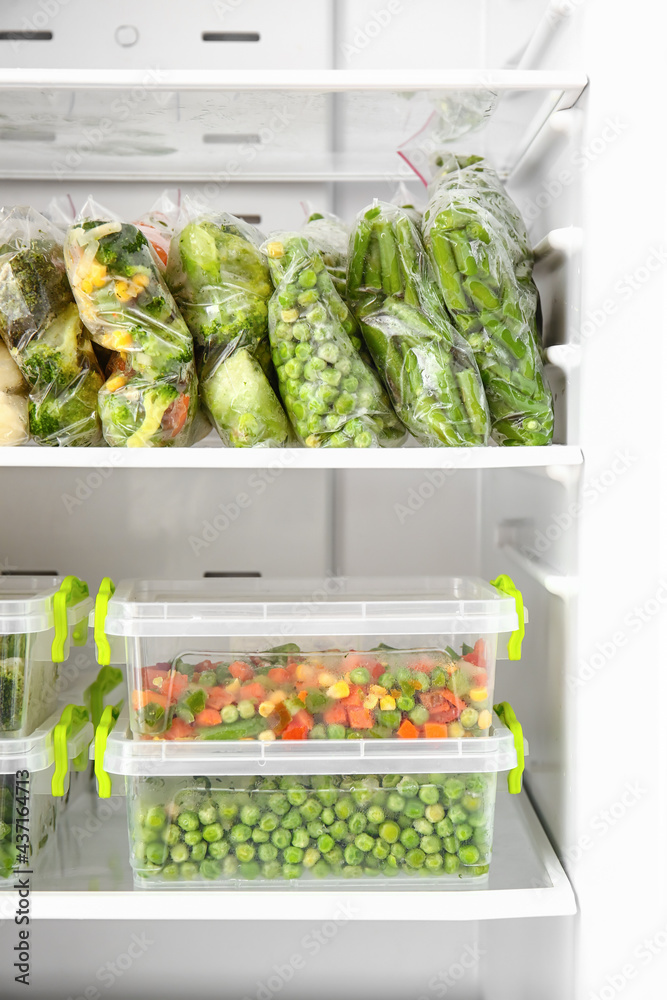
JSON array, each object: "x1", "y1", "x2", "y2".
[
  {"x1": 92, "y1": 222, "x2": 151, "y2": 278},
  {"x1": 29, "y1": 365, "x2": 103, "y2": 446},
  {"x1": 142, "y1": 296, "x2": 167, "y2": 318},
  {"x1": 0, "y1": 242, "x2": 71, "y2": 349}
]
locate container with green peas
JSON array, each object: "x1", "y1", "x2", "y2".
[{"x1": 97, "y1": 704, "x2": 525, "y2": 888}]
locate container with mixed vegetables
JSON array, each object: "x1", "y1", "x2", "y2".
[
  {"x1": 129, "y1": 769, "x2": 496, "y2": 885},
  {"x1": 130, "y1": 640, "x2": 494, "y2": 741}
]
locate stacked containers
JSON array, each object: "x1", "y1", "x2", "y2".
[
  {"x1": 94, "y1": 575, "x2": 526, "y2": 887},
  {"x1": 0, "y1": 575, "x2": 93, "y2": 737},
  {"x1": 0, "y1": 704, "x2": 93, "y2": 879}
]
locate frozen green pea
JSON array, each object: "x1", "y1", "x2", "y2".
[
  {"x1": 251, "y1": 829, "x2": 269, "y2": 844},
  {"x1": 183, "y1": 830, "x2": 202, "y2": 847},
  {"x1": 348, "y1": 812, "x2": 367, "y2": 835},
  {"x1": 444, "y1": 853, "x2": 460, "y2": 874},
  {"x1": 379, "y1": 821, "x2": 400, "y2": 844},
  {"x1": 230, "y1": 823, "x2": 251, "y2": 843},
  {"x1": 303, "y1": 848, "x2": 321, "y2": 869},
  {"x1": 458, "y1": 844, "x2": 481, "y2": 865},
  {"x1": 170, "y1": 842, "x2": 189, "y2": 864},
  {"x1": 335, "y1": 797, "x2": 354, "y2": 820},
  {"x1": 268, "y1": 793, "x2": 289, "y2": 816},
  {"x1": 436, "y1": 817, "x2": 454, "y2": 838},
  {"x1": 396, "y1": 695, "x2": 415, "y2": 712},
  {"x1": 390, "y1": 842, "x2": 406, "y2": 860},
  {"x1": 455, "y1": 823, "x2": 473, "y2": 842},
  {"x1": 404, "y1": 799, "x2": 425, "y2": 820},
  {"x1": 421, "y1": 835, "x2": 441, "y2": 855},
  {"x1": 237, "y1": 700, "x2": 256, "y2": 720},
  {"x1": 283, "y1": 846, "x2": 304, "y2": 865},
  {"x1": 406, "y1": 848, "x2": 426, "y2": 869},
  {"x1": 318, "y1": 833, "x2": 334, "y2": 854},
  {"x1": 282, "y1": 863, "x2": 302, "y2": 879},
  {"x1": 221, "y1": 705, "x2": 239, "y2": 724},
  {"x1": 460, "y1": 708, "x2": 479, "y2": 729},
  {"x1": 330, "y1": 820, "x2": 349, "y2": 842},
  {"x1": 355, "y1": 833, "x2": 374, "y2": 853},
  {"x1": 222, "y1": 855, "x2": 238, "y2": 876},
  {"x1": 349, "y1": 666, "x2": 371, "y2": 685},
  {"x1": 235, "y1": 843, "x2": 255, "y2": 863},
  {"x1": 409, "y1": 705, "x2": 430, "y2": 727},
  {"x1": 146, "y1": 842, "x2": 168, "y2": 866},
  {"x1": 386, "y1": 792, "x2": 405, "y2": 814},
  {"x1": 344, "y1": 844, "x2": 364, "y2": 866},
  {"x1": 424, "y1": 853, "x2": 444, "y2": 871},
  {"x1": 177, "y1": 811, "x2": 199, "y2": 833},
  {"x1": 198, "y1": 803, "x2": 217, "y2": 826},
  {"x1": 208, "y1": 840, "x2": 230, "y2": 861},
  {"x1": 448, "y1": 804, "x2": 468, "y2": 825},
  {"x1": 462, "y1": 793, "x2": 482, "y2": 812},
  {"x1": 299, "y1": 798, "x2": 322, "y2": 822},
  {"x1": 218, "y1": 801, "x2": 238, "y2": 823},
  {"x1": 367, "y1": 805, "x2": 385, "y2": 825},
  {"x1": 425, "y1": 804, "x2": 445, "y2": 824},
  {"x1": 258, "y1": 842, "x2": 278, "y2": 862},
  {"x1": 259, "y1": 812, "x2": 279, "y2": 833},
  {"x1": 240, "y1": 804, "x2": 260, "y2": 827},
  {"x1": 419, "y1": 785, "x2": 440, "y2": 806},
  {"x1": 373, "y1": 840, "x2": 390, "y2": 860},
  {"x1": 271, "y1": 828, "x2": 291, "y2": 850},
  {"x1": 286, "y1": 785, "x2": 308, "y2": 807},
  {"x1": 180, "y1": 861, "x2": 199, "y2": 880},
  {"x1": 161, "y1": 863, "x2": 179, "y2": 880},
  {"x1": 191, "y1": 842, "x2": 207, "y2": 863},
  {"x1": 262, "y1": 860, "x2": 281, "y2": 879},
  {"x1": 291, "y1": 828, "x2": 310, "y2": 849},
  {"x1": 324, "y1": 846, "x2": 344, "y2": 866},
  {"x1": 443, "y1": 778, "x2": 464, "y2": 800},
  {"x1": 163, "y1": 825, "x2": 180, "y2": 847},
  {"x1": 400, "y1": 828, "x2": 420, "y2": 850},
  {"x1": 145, "y1": 806, "x2": 167, "y2": 829},
  {"x1": 413, "y1": 817, "x2": 433, "y2": 836}
]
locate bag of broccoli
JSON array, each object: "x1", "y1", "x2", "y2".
[
  {"x1": 64, "y1": 201, "x2": 200, "y2": 448},
  {"x1": 263, "y1": 233, "x2": 405, "y2": 448},
  {"x1": 0, "y1": 207, "x2": 103, "y2": 447},
  {"x1": 422, "y1": 154, "x2": 554, "y2": 446},
  {"x1": 166, "y1": 211, "x2": 292, "y2": 447}
]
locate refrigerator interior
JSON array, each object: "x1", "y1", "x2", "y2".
[{"x1": 0, "y1": 2, "x2": 665, "y2": 999}]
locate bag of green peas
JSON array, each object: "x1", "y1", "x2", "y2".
[{"x1": 262, "y1": 233, "x2": 406, "y2": 449}]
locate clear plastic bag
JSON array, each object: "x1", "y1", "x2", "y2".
[
  {"x1": 64, "y1": 200, "x2": 200, "y2": 448},
  {"x1": 347, "y1": 201, "x2": 489, "y2": 447},
  {"x1": 135, "y1": 190, "x2": 181, "y2": 270},
  {"x1": 263, "y1": 233, "x2": 406, "y2": 448},
  {"x1": 0, "y1": 207, "x2": 103, "y2": 447},
  {"x1": 166, "y1": 210, "x2": 292, "y2": 447},
  {"x1": 0, "y1": 342, "x2": 29, "y2": 446},
  {"x1": 422, "y1": 155, "x2": 554, "y2": 446},
  {"x1": 300, "y1": 211, "x2": 349, "y2": 297}
]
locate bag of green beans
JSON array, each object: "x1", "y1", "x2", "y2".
[
  {"x1": 422, "y1": 154, "x2": 554, "y2": 446},
  {"x1": 347, "y1": 201, "x2": 489, "y2": 447}
]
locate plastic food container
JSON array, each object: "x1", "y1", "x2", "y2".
[
  {"x1": 94, "y1": 575, "x2": 525, "y2": 741},
  {"x1": 0, "y1": 576, "x2": 93, "y2": 738},
  {"x1": 0, "y1": 703, "x2": 93, "y2": 879},
  {"x1": 95, "y1": 702, "x2": 525, "y2": 888}
]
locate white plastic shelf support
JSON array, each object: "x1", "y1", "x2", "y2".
[{"x1": 0, "y1": 444, "x2": 584, "y2": 471}]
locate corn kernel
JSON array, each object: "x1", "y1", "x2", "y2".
[
  {"x1": 379, "y1": 695, "x2": 396, "y2": 711},
  {"x1": 370, "y1": 684, "x2": 387, "y2": 696},
  {"x1": 318, "y1": 671, "x2": 336, "y2": 687},
  {"x1": 115, "y1": 280, "x2": 132, "y2": 302},
  {"x1": 226, "y1": 678, "x2": 241, "y2": 694},
  {"x1": 104, "y1": 374, "x2": 127, "y2": 394},
  {"x1": 326, "y1": 681, "x2": 350, "y2": 700},
  {"x1": 281, "y1": 308, "x2": 299, "y2": 323},
  {"x1": 133, "y1": 273, "x2": 150, "y2": 289},
  {"x1": 477, "y1": 709, "x2": 492, "y2": 730},
  {"x1": 266, "y1": 241, "x2": 285, "y2": 258},
  {"x1": 89, "y1": 260, "x2": 107, "y2": 281},
  {"x1": 114, "y1": 331, "x2": 134, "y2": 349},
  {"x1": 268, "y1": 689, "x2": 286, "y2": 705},
  {"x1": 296, "y1": 662, "x2": 316, "y2": 683},
  {"x1": 258, "y1": 701, "x2": 275, "y2": 718},
  {"x1": 469, "y1": 686, "x2": 488, "y2": 702},
  {"x1": 258, "y1": 730, "x2": 276, "y2": 741},
  {"x1": 80, "y1": 278, "x2": 93, "y2": 294},
  {"x1": 305, "y1": 434, "x2": 320, "y2": 448},
  {"x1": 363, "y1": 693, "x2": 379, "y2": 711}
]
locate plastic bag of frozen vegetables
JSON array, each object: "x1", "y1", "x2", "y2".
[
  {"x1": 347, "y1": 201, "x2": 489, "y2": 446},
  {"x1": 262, "y1": 233, "x2": 405, "y2": 448},
  {"x1": 0, "y1": 207, "x2": 103, "y2": 446},
  {"x1": 166, "y1": 210, "x2": 292, "y2": 448},
  {"x1": 422, "y1": 154, "x2": 554, "y2": 446},
  {"x1": 0, "y1": 341, "x2": 29, "y2": 446},
  {"x1": 300, "y1": 211, "x2": 349, "y2": 297},
  {"x1": 64, "y1": 201, "x2": 200, "y2": 448}
]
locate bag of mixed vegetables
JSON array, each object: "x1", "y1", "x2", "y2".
[
  {"x1": 0, "y1": 208, "x2": 103, "y2": 446},
  {"x1": 422, "y1": 154, "x2": 554, "y2": 446},
  {"x1": 263, "y1": 233, "x2": 405, "y2": 448},
  {"x1": 347, "y1": 201, "x2": 489, "y2": 447},
  {"x1": 166, "y1": 211, "x2": 292, "y2": 448},
  {"x1": 0, "y1": 342, "x2": 29, "y2": 446},
  {"x1": 64, "y1": 202, "x2": 200, "y2": 448}
]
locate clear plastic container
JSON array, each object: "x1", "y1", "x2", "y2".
[
  {"x1": 0, "y1": 576, "x2": 93, "y2": 738},
  {"x1": 95, "y1": 576, "x2": 525, "y2": 741},
  {"x1": 0, "y1": 704, "x2": 93, "y2": 879},
  {"x1": 95, "y1": 703, "x2": 525, "y2": 889}
]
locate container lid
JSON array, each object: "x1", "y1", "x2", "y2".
[
  {"x1": 0, "y1": 703, "x2": 93, "y2": 777},
  {"x1": 0, "y1": 575, "x2": 92, "y2": 639},
  {"x1": 99, "y1": 576, "x2": 522, "y2": 639},
  {"x1": 97, "y1": 707, "x2": 527, "y2": 778}
]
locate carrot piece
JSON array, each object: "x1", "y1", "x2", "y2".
[
  {"x1": 341, "y1": 686, "x2": 363, "y2": 708},
  {"x1": 397, "y1": 718, "x2": 419, "y2": 739},
  {"x1": 206, "y1": 687, "x2": 234, "y2": 711},
  {"x1": 281, "y1": 721, "x2": 308, "y2": 740},
  {"x1": 163, "y1": 718, "x2": 194, "y2": 740},
  {"x1": 132, "y1": 690, "x2": 168, "y2": 711},
  {"x1": 293, "y1": 708, "x2": 314, "y2": 731},
  {"x1": 268, "y1": 667, "x2": 290, "y2": 684},
  {"x1": 323, "y1": 703, "x2": 347, "y2": 726},
  {"x1": 348, "y1": 706, "x2": 374, "y2": 729},
  {"x1": 297, "y1": 690, "x2": 308, "y2": 704},
  {"x1": 423, "y1": 722, "x2": 448, "y2": 739},
  {"x1": 195, "y1": 708, "x2": 222, "y2": 727},
  {"x1": 229, "y1": 661, "x2": 254, "y2": 681},
  {"x1": 239, "y1": 682, "x2": 265, "y2": 701},
  {"x1": 371, "y1": 663, "x2": 385, "y2": 680}
]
